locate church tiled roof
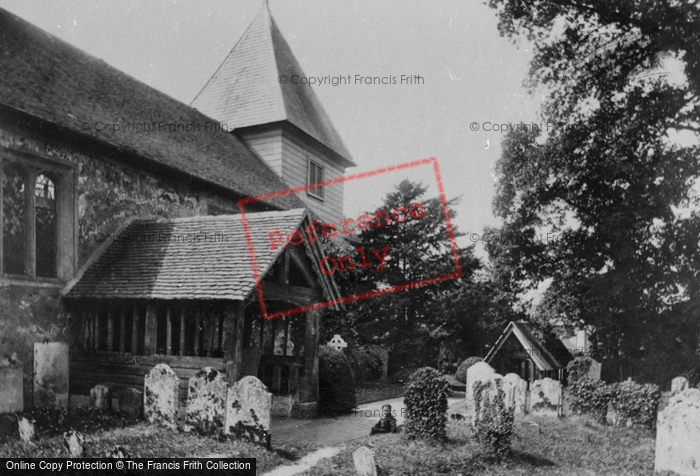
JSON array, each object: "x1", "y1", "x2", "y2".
[
  {"x1": 0, "y1": 7, "x2": 303, "y2": 210},
  {"x1": 62, "y1": 209, "x2": 336, "y2": 301},
  {"x1": 191, "y1": 3, "x2": 355, "y2": 167}
]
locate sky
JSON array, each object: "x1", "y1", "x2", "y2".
[{"x1": 0, "y1": 0, "x2": 541, "y2": 256}]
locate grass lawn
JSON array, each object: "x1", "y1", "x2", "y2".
[
  {"x1": 356, "y1": 381, "x2": 405, "y2": 405},
  {"x1": 301, "y1": 414, "x2": 664, "y2": 475},
  {"x1": 0, "y1": 407, "x2": 297, "y2": 473}
]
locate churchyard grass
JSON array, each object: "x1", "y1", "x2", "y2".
[
  {"x1": 356, "y1": 381, "x2": 405, "y2": 405},
  {"x1": 302, "y1": 415, "x2": 665, "y2": 475}
]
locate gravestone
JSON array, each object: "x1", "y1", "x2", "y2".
[
  {"x1": 144, "y1": 364, "x2": 179, "y2": 430},
  {"x1": 671, "y1": 376, "x2": 689, "y2": 395},
  {"x1": 119, "y1": 388, "x2": 144, "y2": 419},
  {"x1": 654, "y1": 388, "x2": 700, "y2": 476},
  {"x1": 33, "y1": 342, "x2": 69, "y2": 408},
  {"x1": 18, "y1": 417, "x2": 35, "y2": 442},
  {"x1": 225, "y1": 376, "x2": 272, "y2": 444},
  {"x1": 503, "y1": 373, "x2": 528, "y2": 414},
  {"x1": 327, "y1": 334, "x2": 348, "y2": 351},
  {"x1": 352, "y1": 446, "x2": 378, "y2": 476},
  {"x1": 90, "y1": 384, "x2": 112, "y2": 411},
  {"x1": 588, "y1": 358, "x2": 602, "y2": 381},
  {"x1": 466, "y1": 361, "x2": 496, "y2": 407},
  {"x1": 0, "y1": 366, "x2": 23, "y2": 414},
  {"x1": 530, "y1": 378, "x2": 563, "y2": 417},
  {"x1": 63, "y1": 431, "x2": 85, "y2": 457},
  {"x1": 185, "y1": 367, "x2": 227, "y2": 435}
]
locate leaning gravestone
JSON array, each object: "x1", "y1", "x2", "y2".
[
  {"x1": 90, "y1": 384, "x2": 112, "y2": 411},
  {"x1": 225, "y1": 376, "x2": 272, "y2": 444},
  {"x1": 144, "y1": 364, "x2": 179, "y2": 430},
  {"x1": 671, "y1": 376, "x2": 689, "y2": 395},
  {"x1": 503, "y1": 373, "x2": 528, "y2": 414},
  {"x1": 33, "y1": 342, "x2": 69, "y2": 408},
  {"x1": 654, "y1": 388, "x2": 700, "y2": 476},
  {"x1": 352, "y1": 446, "x2": 378, "y2": 476},
  {"x1": 185, "y1": 367, "x2": 227, "y2": 435},
  {"x1": 466, "y1": 362, "x2": 496, "y2": 407},
  {"x1": 530, "y1": 378, "x2": 563, "y2": 417},
  {"x1": 0, "y1": 366, "x2": 23, "y2": 414},
  {"x1": 119, "y1": 388, "x2": 144, "y2": 419}
]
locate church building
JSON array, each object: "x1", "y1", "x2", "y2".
[{"x1": 0, "y1": 1, "x2": 354, "y2": 413}]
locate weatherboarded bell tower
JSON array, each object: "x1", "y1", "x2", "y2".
[{"x1": 192, "y1": 2, "x2": 355, "y2": 225}]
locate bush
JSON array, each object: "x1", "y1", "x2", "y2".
[
  {"x1": 403, "y1": 367, "x2": 451, "y2": 441},
  {"x1": 349, "y1": 346, "x2": 385, "y2": 384},
  {"x1": 569, "y1": 378, "x2": 612, "y2": 424},
  {"x1": 610, "y1": 379, "x2": 660, "y2": 429},
  {"x1": 454, "y1": 357, "x2": 483, "y2": 384},
  {"x1": 472, "y1": 379, "x2": 515, "y2": 458},
  {"x1": 318, "y1": 346, "x2": 357, "y2": 414},
  {"x1": 567, "y1": 356, "x2": 593, "y2": 384}
]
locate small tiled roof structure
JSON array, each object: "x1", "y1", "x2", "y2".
[
  {"x1": 0, "y1": 7, "x2": 302, "y2": 210},
  {"x1": 485, "y1": 321, "x2": 574, "y2": 372},
  {"x1": 191, "y1": 2, "x2": 355, "y2": 167},
  {"x1": 62, "y1": 209, "x2": 341, "y2": 305}
]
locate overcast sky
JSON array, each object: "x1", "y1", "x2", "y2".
[{"x1": 0, "y1": 0, "x2": 541, "y2": 254}]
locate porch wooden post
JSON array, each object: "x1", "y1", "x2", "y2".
[
  {"x1": 179, "y1": 307, "x2": 186, "y2": 356},
  {"x1": 299, "y1": 309, "x2": 321, "y2": 403},
  {"x1": 131, "y1": 307, "x2": 139, "y2": 353},
  {"x1": 144, "y1": 305, "x2": 158, "y2": 355},
  {"x1": 106, "y1": 310, "x2": 114, "y2": 351},
  {"x1": 166, "y1": 307, "x2": 173, "y2": 355},
  {"x1": 224, "y1": 301, "x2": 245, "y2": 385},
  {"x1": 119, "y1": 308, "x2": 126, "y2": 353}
]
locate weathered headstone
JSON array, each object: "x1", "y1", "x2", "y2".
[
  {"x1": 671, "y1": 376, "x2": 689, "y2": 395},
  {"x1": 654, "y1": 388, "x2": 700, "y2": 476},
  {"x1": 185, "y1": 367, "x2": 227, "y2": 435},
  {"x1": 0, "y1": 366, "x2": 24, "y2": 414},
  {"x1": 63, "y1": 431, "x2": 85, "y2": 457},
  {"x1": 530, "y1": 378, "x2": 563, "y2": 417},
  {"x1": 224, "y1": 376, "x2": 272, "y2": 444},
  {"x1": 588, "y1": 358, "x2": 602, "y2": 381},
  {"x1": 466, "y1": 361, "x2": 496, "y2": 407},
  {"x1": 119, "y1": 388, "x2": 144, "y2": 419},
  {"x1": 144, "y1": 364, "x2": 179, "y2": 430},
  {"x1": 33, "y1": 342, "x2": 69, "y2": 408},
  {"x1": 503, "y1": 373, "x2": 528, "y2": 414},
  {"x1": 18, "y1": 417, "x2": 35, "y2": 442},
  {"x1": 353, "y1": 446, "x2": 378, "y2": 476},
  {"x1": 327, "y1": 334, "x2": 348, "y2": 351},
  {"x1": 90, "y1": 384, "x2": 112, "y2": 411}
]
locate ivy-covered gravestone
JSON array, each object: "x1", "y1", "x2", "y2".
[{"x1": 472, "y1": 374, "x2": 515, "y2": 458}]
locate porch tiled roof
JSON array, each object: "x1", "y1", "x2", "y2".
[
  {"x1": 63, "y1": 209, "x2": 309, "y2": 301},
  {"x1": 485, "y1": 321, "x2": 573, "y2": 372}
]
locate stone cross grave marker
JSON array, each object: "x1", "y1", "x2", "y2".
[
  {"x1": 144, "y1": 363, "x2": 179, "y2": 430},
  {"x1": 327, "y1": 334, "x2": 348, "y2": 351},
  {"x1": 352, "y1": 446, "x2": 378, "y2": 476}
]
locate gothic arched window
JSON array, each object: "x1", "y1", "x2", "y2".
[
  {"x1": 35, "y1": 173, "x2": 57, "y2": 278},
  {"x1": 2, "y1": 164, "x2": 27, "y2": 275}
]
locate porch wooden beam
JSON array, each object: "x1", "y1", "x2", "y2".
[
  {"x1": 144, "y1": 305, "x2": 157, "y2": 353},
  {"x1": 261, "y1": 281, "x2": 322, "y2": 306},
  {"x1": 194, "y1": 308, "x2": 200, "y2": 357},
  {"x1": 299, "y1": 308, "x2": 321, "y2": 403}
]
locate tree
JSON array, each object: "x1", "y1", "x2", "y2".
[{"x1": 486, "y1": 0, "x2": 700, "y2": 375}]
